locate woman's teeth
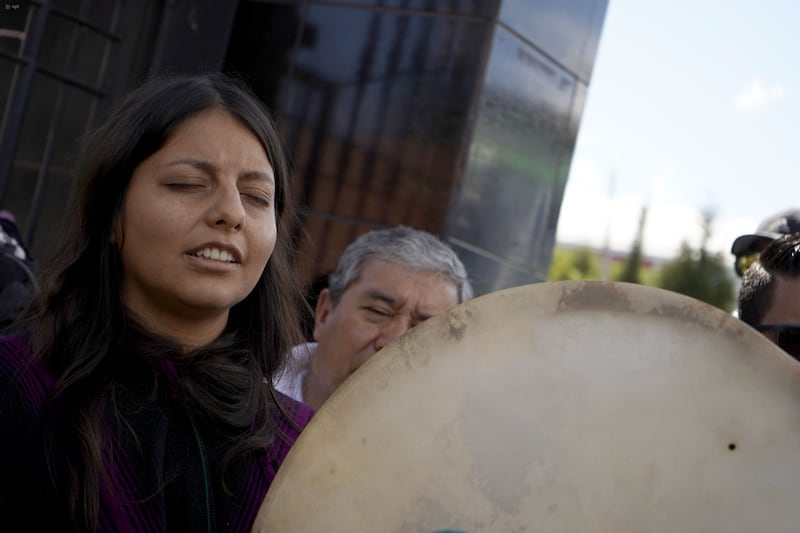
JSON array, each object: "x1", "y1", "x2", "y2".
[{"x1": 190, "y1": 248, "x2": 236, "y2": 263}]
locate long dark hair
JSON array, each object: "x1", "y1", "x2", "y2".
[{"x1": 18, "y1": 72, "x2": 305, "y2": 530}]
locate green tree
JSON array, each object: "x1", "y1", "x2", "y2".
[
  {"x1": 548, "y1": 246, "x2": 601, "y2": 281},
  {"x1": 615, "y1": 205, "x2": 648, "y2": 284},
  {"x1": 658, "y1": 212, "x2": 735, "y2": 311}
]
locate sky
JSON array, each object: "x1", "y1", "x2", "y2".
[{"x1": 556, "y1": 0, "x2": 800, "y2": 260}]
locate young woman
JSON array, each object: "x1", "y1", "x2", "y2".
[{"x1": 0, "y1": 73, "x2": 312, "y2": 532}]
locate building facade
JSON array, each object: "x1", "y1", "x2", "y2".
[{"x1": 0, "y1": 0, "x2": 607, "y2": 295}]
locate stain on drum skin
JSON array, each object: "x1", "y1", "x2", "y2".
[{"x1": 557, "y1": 281, "x2": 632, "y2": 313}]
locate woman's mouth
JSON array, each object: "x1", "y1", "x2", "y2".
[{"x1": 188, "y1": 247, "x2": 239, "y2": 263}]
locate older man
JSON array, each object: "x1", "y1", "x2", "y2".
[
  {"x1": 276, "y1": 226, "x2": 473, "y2": 410},
  {"x1": 738, "y1": 232, "x2": 800, "y2": 361}
]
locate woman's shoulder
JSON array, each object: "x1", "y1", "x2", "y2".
[
  {"x1": 0, "y1": 334, "x2": 34, "y2": 378},
  {"x1": 265, "y1": 391, "x2": 314, "y2": 466},
  {"x1": 0, "y1": 333, "x2": 30, "y2": 360},
  {"x1": 273, "y1": 390, "x2": 314, "y2": 436}
]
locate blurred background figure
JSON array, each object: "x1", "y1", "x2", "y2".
[
  {"x1": 0, "y1": 210, "x2": 37, "y2": 329},
  {"x1": 731, "y1": 209, "x2": 800, "y2": 277},
  {"x1": 737, "y1": 232, "x2": 800, "y2": 361}
]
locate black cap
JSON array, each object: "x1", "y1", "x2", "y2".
[{"x1": 731, "y1": 209, "x2": 800, "y2": 255}]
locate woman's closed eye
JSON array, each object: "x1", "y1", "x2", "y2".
[
  {"x1": 240, "y1": 191, "x2": 272, "y2": 207},
  {"x1": 165, "y1": 181, "x2": 205, "y2": 190},
  {"x1": 163, "y1": 174, "x2": 209, "y2": 189}
]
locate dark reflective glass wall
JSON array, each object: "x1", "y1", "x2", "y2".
[
  {"x1": 447, "y1": 1, "x2": 605, "y2": 293},
  {"x1": 0, "y1": 0, "x2": 164, "y2": 260},
  {"x1": 444, "y1": 22, "x2": 597, "y2": 293},
  {"x1": 0, "y1": 0, "x2": 239, "y2": 262},
  {"x1": 227, "y1": 0, "x2": 607, "y2": 294},
  {"x1": 1, "y1": 0, "x2": 606, "y2": 294},
  {"x1": 499, "y1": 0, "x2": 607, "y2": 82},
  {"x1": 227, "y1": 1, "x2": 499, "y2": 284}
]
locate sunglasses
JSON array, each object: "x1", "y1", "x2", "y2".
[
  {"x1": 735, "y1": 251, "x2": 760, "y2": 277},
  {"x1": 755, "y1": 324, "x2": 800, "y2": 360}
]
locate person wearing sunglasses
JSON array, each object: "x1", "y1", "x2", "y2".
[
  {"x1": 737, "y1": 232, "x2": 800, "y2": 361},
  {"x1": 731, "y1": 208, "x2": 800, "y2": 277}
]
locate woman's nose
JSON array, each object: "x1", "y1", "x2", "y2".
[{"x1": 209, "y1": 184, "x2": 246, "y2": 230}]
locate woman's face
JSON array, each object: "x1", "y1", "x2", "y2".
[{"x1": 116, "y1": 108, "x2": 277, "y2": 343}]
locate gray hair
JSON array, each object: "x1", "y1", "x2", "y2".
[{"x1": 327, "y1": 226, "x2": 473, "y2": 304}]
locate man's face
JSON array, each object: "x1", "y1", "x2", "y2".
[
  {"x1": 758, "y1": 275, "x2": 800, "y2": 359},
  {"x1": 310, "y1": 258, "x2": 459, "y2": 404},
  {"x1": 761, "y1": 276, "x2": 800, "y2": 327}
]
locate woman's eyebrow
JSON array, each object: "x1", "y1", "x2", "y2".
[
  {"x1": 167, "y1": 158, "x2": 215, "y2": 172},
  {"x1": 240, "y1": 170, "x2": 275, "y2": 184}
]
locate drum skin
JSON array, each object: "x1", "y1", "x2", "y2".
[{"x1": 254, "y1": 281, "x2": 800, "y2": 532}]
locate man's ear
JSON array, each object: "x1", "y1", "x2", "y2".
[{"x1": 312, "y1": 288, "x2": 333, "y2": 342}]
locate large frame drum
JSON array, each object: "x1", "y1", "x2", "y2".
[{"x1": 255, "y1": 281, "x2": 800, "y2": 532}]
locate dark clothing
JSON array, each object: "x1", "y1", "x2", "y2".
[{"x1": 0, "y1": 335, "x2": 313, "y2": 531}]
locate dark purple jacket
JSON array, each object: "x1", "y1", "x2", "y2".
[{"x1": 0, "y1": 335, "x2": 313, "y2": 531}]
